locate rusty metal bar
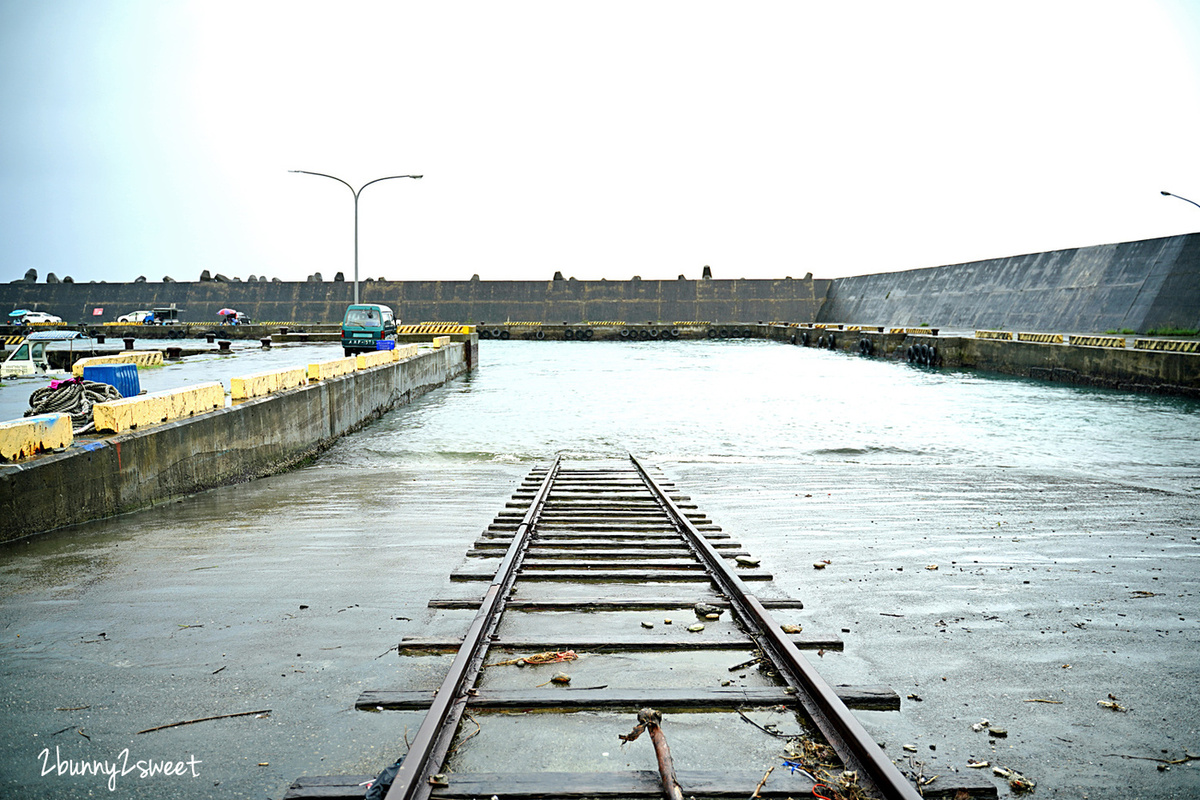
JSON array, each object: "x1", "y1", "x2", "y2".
[
  {"x1": 640, "y1": 708, "x2": 685, "y2": 800},
  {"x1": 384, "y1": 456, "x2": 563, "y2": 800},
  {"x1": 628, "y1": 453, "x2": 921, "y2": 800}
]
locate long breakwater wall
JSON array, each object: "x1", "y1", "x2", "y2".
[
  {"x1": 0, "y1": 342, "x2": 473, "y2": 542},
  {"x1": 3, "y1": 233, "x2": 1199, "y2": 334},
  {"x1": 0, "y1": 276, "x2": 831, "y2": 327}
]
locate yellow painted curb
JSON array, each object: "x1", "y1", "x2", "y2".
[
  {"x1": 0, "y1": 413, "x2": 73, "y2": 462},
  {"x1": 72, "y1": 351, "x2": 164, "y2": 378},
  {"x1": 431, "y1": 336, "x2": 451, "y2": 349},
  {"x1": 307, "y1": 357, "x2": 356, "y2": 382},
  {"x1": 356, "y1": 350, "x2": 396, "y2": 370},
  {"x1": 1017, "y1": 332, "x2": 1064, "y2": 344},
  {"x1": 93, "y1": 382, "x2": 224, "y2": 434},
  {"x1": 231, "y1": 367, "x2": 308, "y2": 401}
]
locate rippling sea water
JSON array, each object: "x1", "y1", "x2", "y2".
[{"x1": 322, "y1": 339, "x2": 1200, "y2": 495}]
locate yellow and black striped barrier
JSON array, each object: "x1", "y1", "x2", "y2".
[
  {"x1": 1068, "y1": 335, "x2": 1126, "y2": 348},
  {"x1": 582, "y1": 321, "x2": 625, "y2": 326},
  {"x1": 401, "y1": 323, "x2": 474, "y2": 335},
  {"x1": 1016, "y1": 332, "x2": 1064, "y2": 344},
  {"x1": 1133, "y1": 338, "x2": 1199, "y2": 353},
  {"x1": 975, "y1": 330, "x2": 1013, "y2": 340},
  {"x1": 1068, "y1": 334, "x2": 1126, "y2": 348},
  {"x1": 891, "y1": 327, "x2": 940, "y2": 335}
]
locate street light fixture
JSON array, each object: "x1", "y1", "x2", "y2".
[
  {"x1": 1160, "y1": 190, "x2": 1200, "y2": 211},
  {"x1": 289, "y1": 171, "x2": 423, "y2": 304}
]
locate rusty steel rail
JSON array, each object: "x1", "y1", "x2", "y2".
[
  {"x1": 629, "y1": 452, "x2": 922, "y2": 800},
  {"x1": 383, "y1": 455, "x2": 563, "y2": 800},
  {"x1": 284, "y1": 455, "x2": 960, "y2": 800}
]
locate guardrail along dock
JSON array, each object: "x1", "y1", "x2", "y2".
[{"x1": 285, "y1": 456, "x2": 994, "y2": 800}]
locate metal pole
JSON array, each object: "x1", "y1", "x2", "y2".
[
  {"x1": 1161, "y1": 190, "x2": 1200, "y2": 211},
  {"x1": 289, "y1": 171, "x2": 423, "y2": 304}
]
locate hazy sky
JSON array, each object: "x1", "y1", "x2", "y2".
[{"x1": 3, "y1": 1, "x2": 1200, "y2": 285}]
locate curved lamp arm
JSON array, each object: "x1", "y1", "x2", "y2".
[
  {"x1": 290, "y1": 171, "x2": 423, "y2": 303},
  {"x1": 1161, "y1": 190, "x2": 1200, "y2": 211}
]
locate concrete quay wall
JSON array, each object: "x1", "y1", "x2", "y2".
[
  {"x1": 0, "y1": 343, "x2": 471, "y2": 542},
  {"x1": 767, "y1": 324, "x2": 1200, "y2": 396},
  {"x1": 817, "y1": 233, "x2": 1200, "y2": 334}
]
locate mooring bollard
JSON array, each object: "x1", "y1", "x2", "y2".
[
  {"x1": 123, "y1": 337, "x2": 135, "y2": 351},
  {"x1": 166, "y1": 346, "x2": 182, "y2": 360},
  {"x1": 279, "y1": 327, "x2": 289, "y2": 336},
  {"x1": 260, "y1": 337, "x2": 272, "y2": 349},
  {"x1": 206, "y1": 333, "x2": 216, "y2": 344},
  {"x1": 95, "y1": 333, "x2": 106, "y2": 344},
  {"x1": 217, "y1": 340, "x2": 232, "y2": 353}
]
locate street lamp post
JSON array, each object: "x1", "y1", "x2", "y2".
[
  {"x1": 1161, "y1": 190, "x2": 1200, "y2": 211},
  {"x1": 290, "y1": 171, "x2": 423, "y2": 304}
]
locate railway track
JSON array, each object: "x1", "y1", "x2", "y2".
[{"x1": 286, "y1": 456, "x2": 995, "y2": 800}]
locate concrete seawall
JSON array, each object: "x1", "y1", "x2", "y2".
[
  {"x1": 0, "y1": 343, "x2": 472, "y2": 542},
  {"x1": 766, "y1": 324, "x2": 1200, "y2": 396},
  {"x1": 817, "y1": 232, "x2": 1200, "y2": 334}
]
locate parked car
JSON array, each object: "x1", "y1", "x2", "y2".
[
  {"x1": 341, "y1": 304, "x2": 397, "y2": 356},
  {"x1": 19, "y1": 311, "x2": 62, "y2": 324},
  {"x1": 117, "y1": 310, "x2": 154, "y2": 323}
]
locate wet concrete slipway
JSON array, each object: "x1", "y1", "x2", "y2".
[{"x1": 1, "y1": 339, "x2": 1198, "y2": 799}]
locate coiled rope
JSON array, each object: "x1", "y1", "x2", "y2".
[{"x1": 24, "y1": 379, "x2": 122, "y2": 434}]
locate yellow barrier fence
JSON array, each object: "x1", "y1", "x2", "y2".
[
  {"x1": 355, "y1": 350, "x2": 396, "y2": 369},
  {"x1": 975, "y1": 330, "x2": 1013, "y2": 340},
  {"x1": 1068, "y1": 335, "x2": 1126, "y2": 349},
  {"x1": 1134, "y1": 338, "x2": 1199, "y2": 353},
  {"x1": 1016, "y1": 332, "x2": 1064, "y2": 344},
  {"x1": 72, "y1": 351, "x2": 164, "y2": 378},
  {"x1": 231, "y1": 367, "x2": 308, "y2": 401},
  {"x1": 93, "y1": 382, "x2": 224, "y2": 434},
  {"x1": 0, "y1": 414, "x2": 73, "y2": 462},
  {"x1": 307, "y1": 357, "x2": 356, "y2": 382}
]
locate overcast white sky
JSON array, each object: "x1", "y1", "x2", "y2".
[{"x1": 3, "y1": 1, "x2": 1200, "y2": 285}]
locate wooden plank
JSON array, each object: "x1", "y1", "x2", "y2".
[
  {"x1": 397, "y1": 632, "x2": 843, "y2": 652},
  {"x1": 285, "y1": 769, "x2": 817, "y2": 799},
  {"x1": 357, "y1": 685, "x2": 900, "y2": 711},
  {"x1": 427, "y1": 598, "x2": 805, "y2": 610},
  {"x1": 285, "y1": 770, "x2": 998, "y2": 799},
  {"x1": 465, "y1": 548, "x2": 749, "y2": 559},
  {"x1": 485, "y1": 530, "x2": 732, "y2": 539},
  {"x1": 472, "y1": 539, "x2": 739, "y2": 550},
  {"x1": 519, "y1": 560, "x2": 705, "y2": 570},
  {"x1": 449, "y1": 568, "x2": 772, "y2": 582}
]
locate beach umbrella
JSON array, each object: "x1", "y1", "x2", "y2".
[
  {"x1": 8, "y1": 309, "x2": 31, "y2": 317},
  {"x1": 217, "y1": 308, "x2": 237, "y2": 316}
]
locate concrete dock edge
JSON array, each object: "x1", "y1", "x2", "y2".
[{"x1": 0, "y1": 342, "x2": 473, "y2": 542}]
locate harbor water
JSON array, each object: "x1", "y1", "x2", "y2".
[{"x1": 1, "y1": 339, "x2": 1197, "y2": 799}]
